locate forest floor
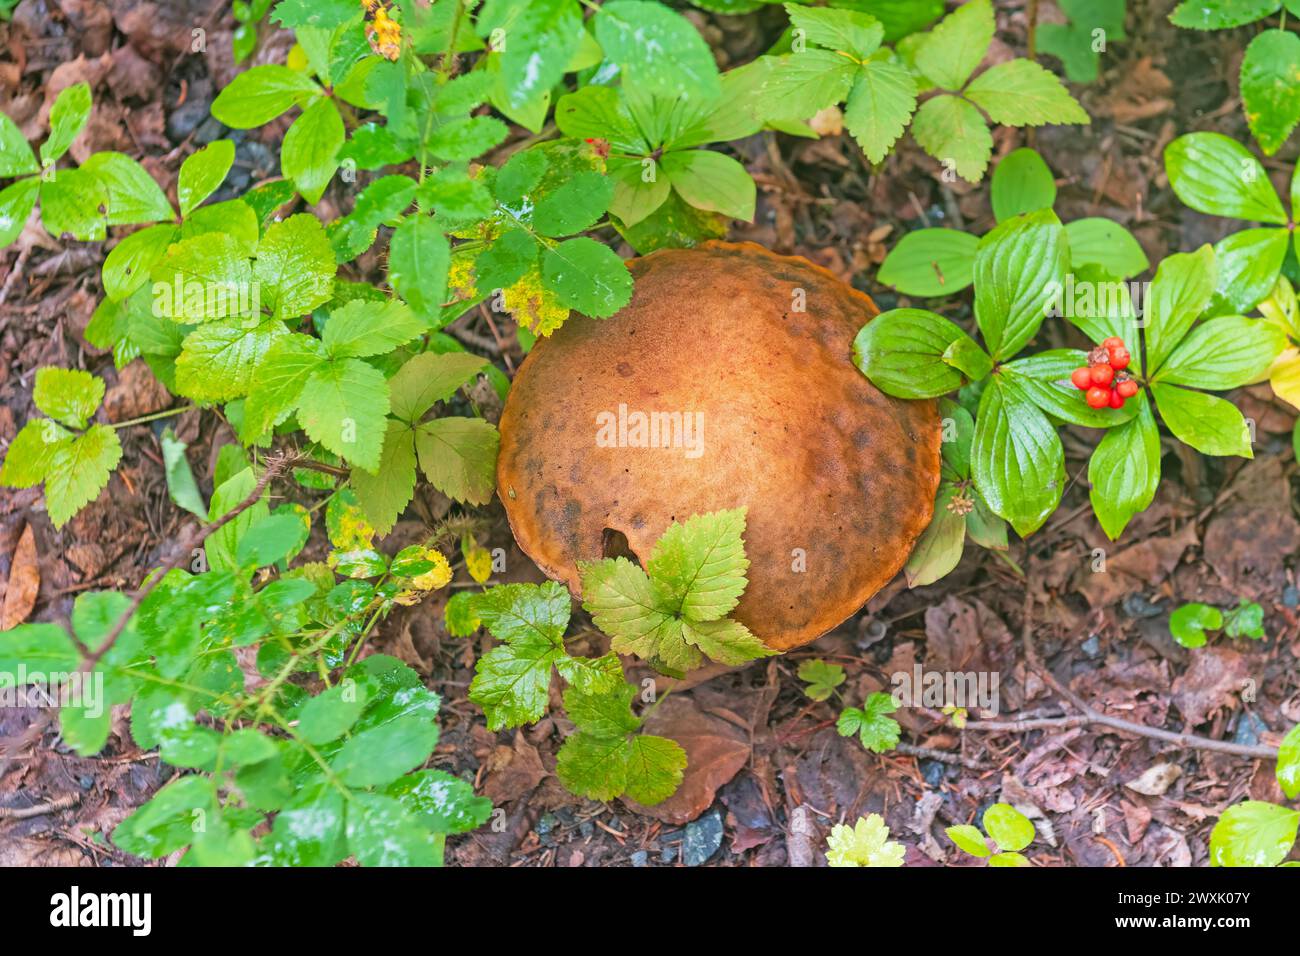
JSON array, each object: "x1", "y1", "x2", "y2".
[{"x1": 1, "y1": 0, "x2": 1297, "y2": 867}]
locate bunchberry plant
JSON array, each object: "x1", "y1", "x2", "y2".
[
  {"x1": 1169, "y1": 599, "x2": 1265, "y2": 648},
  {"x1": 878, "y1": 146, "x2": 1148, "y2": 298},
  {"x1": 1165, "y1": 132, "x2": 1300, "y2": 315},
  {"x1": 1170, "y1": 1, "x2": 1300, "y2": 154},
  {"x1": 947, "y1": 802, "x2": 1035, "y2": 866},
  {"x1": 762, "y1": 0, "x2": 1088, "y2": 182},
  {"x1": 826, "y1": 813, "x2": 906, "y2": 867}
]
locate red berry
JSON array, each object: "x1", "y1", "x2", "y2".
[
  {"x1": 1090, "y1": 364, "x2": 1115, "y2": 387},
  {"x1": 1102, "y1": 336, "x2": 1124, "y2": 350},
  {"x1": 1109, "y1": 389, "x2": 1125, "y2": 409},
  {"x1": 1116, "y1": 379, "x2": 1139, "y2": 399},
  {"x1": 1108, "y1": 346, "x2": 1131, "y2": 370},
  {"x1": 1070, "y1": 367, "x2": 1092, "y2": 390},
  {"x1": 1085, "y1": 386, "x2": 1110, "y2": 409}
]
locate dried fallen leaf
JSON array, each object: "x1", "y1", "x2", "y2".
[
  {"x1": 1171, "y1": 646, "x2": 1249, "y2": 727},
  {"x1": 1124, "y1": 762, "x2": 1182, "y2": 797},
  {"x1": 1, "y1": 525, "x2": 39, "y2": 630}
]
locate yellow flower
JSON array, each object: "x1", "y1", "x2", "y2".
[
  {"x1": 366, "y1": 5, "x2": 402, "y2": 61},
  {"x1": 825, "y1": 814, "x2": 905, "y2": 867}
]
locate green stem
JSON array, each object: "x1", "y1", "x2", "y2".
[{"x1": 110, "y1": 405, "x2": 195, "y2": 430}]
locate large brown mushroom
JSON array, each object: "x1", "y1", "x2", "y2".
[{"x1": 497, "y1": 241, "x2": 941, "y2": 651}]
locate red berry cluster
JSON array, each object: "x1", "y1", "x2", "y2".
[{"x1": 1070, "y1": 337, "x2": 1137, "y2": 409}]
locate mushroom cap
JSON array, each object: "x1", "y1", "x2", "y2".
[{"x1": 496, "y1": 241, "x2": 941, "y2": 651}]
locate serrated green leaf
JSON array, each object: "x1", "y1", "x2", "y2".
[
  {"x1": 540, "y1": 236, "x2": 633, "y2": 318},
  {"x1": 785, "y1": 3, "x2": 883, "y2": 59},
  {"x1": 255, "y1": 212, "x2": 336, "y2": 319},
  {"x1": 965, "y1": 59, "x2": 1089, "y2": 127},
  {"x1": 910, "y1": 93, "x2": 992, "y2": 183},
  {"x1": 913, "y1": 0, "x2": 993, "y2": 91},
  {"x1": 175, "y1": 317, "x2": 288, "y2": 401},
  {"x1": 298, "y1": 358, "x2": 390, "y2": 471},
  {"x1": 844, "y1": 57, "x2": 917, "y2": 164},
  {"x1": 44, "y1": 425, "x2": 121, "y2": 528},
  {"x1": 413, "y1": 416, "x2": 499, "y2": 505},
  {"x1": 33, "y1": 367, "x2": 103, "y2": 429},
  {"x1": 645, "y1": 508, "x2": 748, "y2": 622},
  {"x1": 837, "y1": 692, "x2": 901, "y2": 753}
]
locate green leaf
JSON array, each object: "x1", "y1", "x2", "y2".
[
  {"x1": 211, "y1": 65, "x2": 321, "y2": 128},
  {"x1": 1064, "y1": 218, "x2": 1150, "y2": 279},
  {"x1": 160, "y1": 427, "x2": 207, "y2": 520},
  {"x1": 1036, "y1": 0, "x2": 1125, "y2": 83},
  {"x1": 853, "y1": 308, "x2": 985, "y2": 399},
  {"x1": 1241, "y1": 29, "x2": 1300, "y2": 154},
  {"x1": 1151, "y1": 383, "x2": 1253, "y2": 457},
  {"x1": 80, "y1": 152, "x2": 173, "y2": 225},
  {"x1": 254, "y1": 213, "x2": 336, "y2": 319},
  {"x1": 384, "y1": 769, "x2": 492, "y2": 834},
  {"x1": 876, "y1": 227, "x2": 977, "y2": 296},
  {"x1": 596, "y1": 0, "x2": 720, "y2": 100},
  {"x1": 913, "y1": 0, "x2": 993, "y2": 91},
  {"x1": 904, "y1": 484, "x2": 967, "y2": 587},
  {"x1": 150, "y1": 232, "x2": 256, "y2": 323},
  {"x1": 350, "y1": 421, "x2": 416, "y2": 535},
  {"x1": 40, "y1": 167, "x2": 108, "y2": 241},
  {"x1": 965, "y1": 59, "x2": 1090, "y2": 127},
  {"x1": 44, "y1": 425, "x2": 121, "y2": 528},
  {"x1": 1170, "y1": 0, "x2": 1280, "y2": 30},
  {"x1": 0, "y1": 178, "x2": 40, "y2": 248},
  {"x1": 645, "y1": 507, "x2": 748, "y2": 621},
  {"x1": 971, "y1": 376, "x2": 1065, "y2": 537},
  {"x1": 797, "y1": 659, "x2": 846, "y2": 701},
  {"x1": 261, "y1": 783, "x2": 346, "y2": 866},
  {"x1": 478, "y1": 0, "x2": 583, "y2": 112},
  {"x1": 33, "y1": 367, "x2": 103, "y2": 429},
  {"x1": 844, "y1": 57, "x2": 918, "y2": 164},
  {"x1": 178, "y1": 140, "x2": 235, "y2": 217},
  {"x1": 910, "y1": 94, "x2": 992, "y2": 183},
  {"x1": 1209, "y1": 801, "x2": 1299, "y2": 867},
  {"x1": 1002, "y1": 349, "x2": 1138, "y2": 428},
  {"x1": 242, "y1": 334, "x2": 326, "y2": 439},
  {"x1": 0, "y1": 621, "x2": 81, "y2": 674},
  {"x1": 541, "y1": 236, "x2": 633, "y2": 318},
  {"x1": 974, "y1": 209, "x2": 1069, "y2": 360},
  {"x1": 113, "y1": 775, "x2": 216, "y2": 859},
  {"x1": 331, "y1": 714, "x2": 439, "y2": 787},
  {"x1": 1164, "y1": 133, "x2": 1286, "y2": 224},
  {"x1": 103, "y1": 223, "x2": 177, "y2": 302},
  {"x1": 1224, "y1": 599, "x2": 1266, "y2": 640},
  {"x1": 444, "y1": 591, "x2": 483, "y2": 637},
  {"x1": 470, "y1": 634, "x2": 564, "y2": 730},
  {"x1": 297, "y1": 359, "x2": 390, "y2": 472},
  {"x1": 1169, "y1": 602, "x2": 1223, "y2": 649},
  {"x1": 388, "y1": 215, "x2": 450, "y2": 325},
  {"x1": 983, "y1": 802, "x2": 1035, "y2": 852},
  {"x1": 623, "y1": 734, "x2": 687, "y2": 804},
  {"x1": 580, "y1": 557, "x2": 699, "y2": 673},
  {"x1": 0, "y1": 111, "x2": 38, "y2": 177},
  {"x1": 387, "y1": 351, "x2": 487, "y2": 423},
  {"x1": 785, "y1": 3, "x2": 883, "y2": 59},
  {"x1": 555, "y1": 86, "x2": 648, "y2": 154},
  {"x1": 757, "y1": 51, "x2": 858, "y2": 123},
  {"x1": 236, "y1": 513, "x2": 309, "y2": 567},
  {"x1": 281, "y1": 97, "x2": 343, "y2": 205},
  {"x1": 322, "y1": 299, "x2": 424, "y2": 358},
  {"x1": 556, "y1": 730, "x2": 632, "y2": 800},
  {"x1": 991, "y1": 148, "x2": 1056, "y2": 222},
  {"x1": 271, "y1": 0, "x2": 359, "y2": 30},
  {"x1": 205, "y1": 467, "x2": 269, "y2": 574},
  {"x1": 1208, "y1": 227, "x2": 1289, "y2": 316},
  {"x1": 946, "y1": 823, "x2": 991, "y2": 857},
  {"x1": 473, "y1": 581, "x2": 571, "y2": 646},
  {"x1": 414, "y1": 416, "x2": 500, "y2": 505},
  {"x1": 662, "y1": 149, "x2": 755, "y2": 222},
  {"x1": 682, "y1": 617, "x2": 774, "y2": 665},
  {"x1": 295, "y1": 684, "x2": 367, "y2": 746},
  {"x1": 41, "y1": 82, "x2": 92, "y2": 166},
  {"x1": 1145, "y1": 245, "x2": 1217, "y2": 374},
  {"x1": 1156, "y1": 315, "x2": 1286, "y2": 390},
  {"x1": 175, "y1": 317, "x2": 287, "y2": 401},
  {"x1": 1089, "y1": 392, "x2": 1160, "y2": 540},
  {"x1": 1278, "y1": 725, "x2": 1300, "y2": 800},
  {"x1": 331, "y1": 174, "x2": 417, "y2": 260},
  {"x1": 836, "y1": 692, "x2": 901, "y2": 753}
]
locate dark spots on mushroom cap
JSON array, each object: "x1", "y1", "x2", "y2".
[
  {"x1": 851, "y1": 427, "x2": 872, "y2": 450},
  {"x1": 616, "y1": 361, "x2": 633, "y2": 377}
]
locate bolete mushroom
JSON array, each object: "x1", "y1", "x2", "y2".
[{"x1": 497, "y1": 241, "x2": 941, "y2": 651}]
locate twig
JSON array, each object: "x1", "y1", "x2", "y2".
[
  {"x1": 0, "y1": 794, "x2": 79, "y2": 820},
  {"x1": 895, "y1": 742, "x2": 980, "y2": 769},
  {"x1": 1003, "y1": 557, "x2": 1279, "y2": 761}
]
